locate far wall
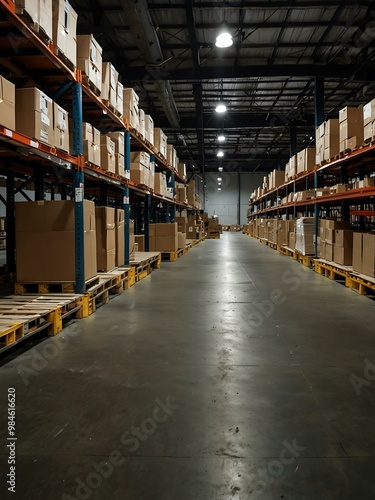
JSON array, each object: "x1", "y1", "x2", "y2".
[{"x1": 204, "y1": 172, "x2": 264, "y2": 225}]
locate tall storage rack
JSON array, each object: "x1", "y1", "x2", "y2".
[
  {"x1": 0, "y1": 0, "x2": 194, "y2": 294},
  {"x1": 247, "y1": 143, "x2": 375, "y2": 256}
]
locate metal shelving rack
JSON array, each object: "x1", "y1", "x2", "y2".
[
  {"x1": 0, "y1": 0, "x2": 195, "y2": 292},
  {"x1": 247, "y1": 142, "x2": 375, "y2": 256}
]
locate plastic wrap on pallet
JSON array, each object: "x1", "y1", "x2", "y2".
[{"x1": 295, "y1": 217, "x2": 315, "y2": 256}]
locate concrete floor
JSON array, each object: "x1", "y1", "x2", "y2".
[{"x1": 1, "y1": 232, "x2": 375, "y2": 500}]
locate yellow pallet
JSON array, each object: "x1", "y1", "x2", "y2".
[
  {"x1": 346, "y1": 273, "x2": 375, "y2": 295},
  {"x1": 162, "y1": 248, "x2": 184, "y2": 262}
]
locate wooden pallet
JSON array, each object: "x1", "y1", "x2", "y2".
[
  {"x1": 313, "y1": 259, "x2": 351, "y2": 283},
  {"x1": 0, "y1": 294, "x2": 82, "y2": 352},
  {"x1": 346, "y1": 272, "x2": 375, "y2": 296},
  {"x1": 15, "y1": 7, "x2": 52, "y2": 44},
  {"x1": 293, "y1": 252, "x2": 314, "y2": 267},
  {"x1": 277, "y1": 245, "x2": 294, "y2": 257},
  {"x1": 267, "y1": 241, "x2": 277, "y2": 249},
  {"x1": 162, "y1": 248, "x2": 184, "y2": 262},
  {"x1": 127, "y1": 252, "x2": 161, "y2": 285},
  {"x1": 15, "y1": 275, "x2": 100, "y2": 295}
]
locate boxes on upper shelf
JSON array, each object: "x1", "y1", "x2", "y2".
[
  {"x1": 144, "y1": 114, "x2": 154, "y2": 145},
  {"x1": 107, "y1": 132, "x2": 124, "y2": 177},
  {"x1": 0, "y1": 76, "x2": 15, "y2": 130},
  {"x1": 123, "y1": 88, "x2": 139, "y2": 130},
  {"x1": 77, "y1": 34, "x2": 102, "y2": 94},
  {"x1": 138, "y1": 109, "x2": 145, "y2": 139},
  {"x1": 297, "y1": 147, "x2": 316, "y2": 175},
  {"x1": 83, "y1": 122, "x2": 101, "y2": 166},
  {"x1": 16, "y1": 87, "x2": 54, "y2": 146},
  {"x1": 130, "y1": 151, "x2": 150, "y2": 170},
  {"x1": 52, "y1": 0, "x2": 78, "y2": 68},
  {"x1": 100, "y1": 136, "x2": 115, "y2": 173},
  {"x1": 154, "y1": 172, "x2": 168, "y2": 197},
  {"x1": 102, "y1": 62, "x2": 118, "y2": 109},
  {"x1": 115, "y1": 82, "x2": 123, "y2": 118},
  {"x1": 177, "y1": 163, "x2": 187, "y2": 181},
  {"x1": 154, "y1": 128, "x2": 167, "y2": 158},
  {"x1": 339, "y1": 106, "x2": 364, "y2": 151},
  {"x1": 16, "y1": 0, "x2": 53, "y2": 41},
  {"x1": 167, "y1": 144, "x2": 177, "y2": 169},
  {"x1": 15, "y1": 200, "x2": 97, "y2": 282},
  {"x1": 53, "y1": 103, "x2": 69, "y2": 152}
]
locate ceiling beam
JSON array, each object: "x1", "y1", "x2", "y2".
[{"x1": 122, "y1": 65, "x2": 375, "y2": 82}]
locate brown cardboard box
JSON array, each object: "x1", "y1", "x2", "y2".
[
  {"x1": 0, "y1": 76, "x2": 15, "y2": 130},
  {"x1": 334, "y1": 245, "x2": 352, "y2": 266},
  {"x1": 319, "y1": 240, "x2": 326, "y2": 258},
  {"x1": 363, "y1": 98, "x2": 375, "y2": 126},
  {"x1": 153, "y1": 223, "x2": 177, "y2": 237},
  {"x1": 334, "y1": 229, "x2": 353, "y2": 248},
  {"x1": 77, "y1": 34, "x2": 102, "y2": 94},
  {"x1": 17, "y1": 0, "x2": 53, "y2": 40},
  {"x1": 16, "y1": 88, "x2": 54, "y2": 146},
  {"x1": 353, "y1": 232, "x2": 363, "y2": 273},
  {"x1": 177, "y1": 186, "x2": 187, "y2": 203},
  {"x1": 115, "y1": 209, "x2": 124, "y2": 266},
  {"x1": 53, "y1": 103, "x2": 69, "y2": 152},
  {"x1": 289, "y1": 155, "x2": 297, "y2": 178},
  {"x1": 101, "y1": 62, "x2": 118, "y2": 109},
  {"x1": 138, "y1": 109, "x2": 145, "y2": 138},
  {"x1": 362, "y1": 233, "x2": 375, "y2": 277},
  {"x1": 129, "y1": 234, "x2": 136, "y2": 260},
  {"x1": 107, "y1": 131, "x2": 124, "y2": 155},
  {"x1": 325, "y1": 243, "x2": 334, "y2": 261},
  {"x1": 364, "y1": 122, "x2": 374, "y2": 141},
  {"x1": 144, "y1": 114, "x2": 154, "y2": 145},
  {"x1": 100, "y1": 136, "x2": 116, "y2": 173},
  {"x1": 116, "y1": 81, "x2": 123, "y2": 118},
  {"x1": 130, "y1": 165, "x2": 148, "y2": 186},
  {"x1": 325, "y1": 229, "x2": 335, "y2": 245},
  {"x1": 15, "y1": 200, "x2": 97, "y2": 282},
  {"x1": 178, "y1": 163, "x2": 187, "y2": 181},
  {"x1": 123, "y1": 88, "x2": 139, "y2": 130},
  {"x1": 95, "y1": 206, "x2": 116, "y2": 271},
  {"x1": 154, "y1": 172, "x2": 167, "y2": 196},
  {"x1": 52, "y1": 0, "x2": 78, "y2": 68},
  {"x1": 154, "y1": 235, "x2": 178, "y2": 252},
  {"x1": 130, "y1": 151, "x2": 150, "y2": 169},
  {"x1": 154, "y1": 128, "x2": 167, "y2": 158},
  {"x1": 339, "y1": 107, "x2": 364, "y2": 145},
  {"x1": 324, "y1": 119, "x2": 339, "y2": 150},
  {"x1": 178, "y1": 232, "x2": 186, "y2": 249},
  {"x1": 115, "y1": 154, "x2": 125, "y2": 178},
  {"x1": 83, "y1": 122, "x2": 101, "y2": 166},
  {"x1": 135, "y1": 235, "x2": 144, "y2": 251}
]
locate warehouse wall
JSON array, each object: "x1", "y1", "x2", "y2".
[{"x1": 205, "y1": 172, "x2": 264, "y2": 225}]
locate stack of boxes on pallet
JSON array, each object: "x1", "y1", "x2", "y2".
[
  {"x1": 148, "y1": 223, "x2": 186, "y2": 252},
  {"x1": 206, "y1": 217, "x2": 221, "y2": 239},
  {"x1": 177, "y1": 213, "x2": 204, "y2": 241}
]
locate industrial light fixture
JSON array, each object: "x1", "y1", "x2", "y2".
[
  {"x1": 218, "y1": 182, "x2": 222, "y2": 187},
  {"x1": 217, "y1": 134, "x2": 226, "y2": 142},
  {"x1": 215, "y1": 104, "x2": 227, "y2": 113},
  {"x1": 218, "y1": 166, "x2": 223, "y2": 172},
  {"x1": 218, "y1": 187, "x2": 222, "y2": 191},
  {"x1": 217, "y1": 177, "x2": 222, "y2": 182},
  {"x1": 216, "y1": 150, "x2": 224, "y2": 157},
  {"x1": 215, "y1": 23, "x2": 233, "y2": 48}
]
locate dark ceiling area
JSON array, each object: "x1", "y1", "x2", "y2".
[{"x1": 70, "y1": 0, "x2": 375, "y2": 174}]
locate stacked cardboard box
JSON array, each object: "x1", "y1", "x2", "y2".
[
  {"x1": 315, "y1": 122, "x2": 325, "y2": 165},
  {"x1": 52, "y1": 0, "x2": 78, "y2": 68},
  {"x1": 115, "y1": 209, "x2": 124, "y2": 266},
  {"x1": 95, "y1": 206, "x2": 116, "y2": 271},
  {"x1": 363, "y1": 98, "x2": 375, "y2": 141},
  {"x1": 154, "y1": 128, "x2": 167, "y2": 158},
  {"x1": 53, "y1": 103, "x2": 69, "y2": 152},
  {"x1": 289, "y1": 155, "x2": 297, "y2": 179},
  {"x1": 123, "y1": 88, "x2": 139, "y2": 130},
  {"x1": 297, "y1": 147, "x2": 316, "y2": 174},
  {"x1": 100, "y1": 135, "x2": 116, "y2": 173},
  {"x1": 207, "y1": 217, "x2": 220, "y2": 239},
  {"x1": 333, "y1": 229, "x2": 354, "y2": 266},
  {"x1": 83, "y1": 123, "x2": 101, "y2": 166},
  {"x1": 107, "y1": 132, "x2": 125, "y2": 177},
  {"x1": 16, "y1": 0, "x2": 53, "y2": 41},
  {"x1": 154, "y1": 172, "x2": 168, "y2": 197},
  {"x1": 134, "y1": 235, "x2": 145, "y2": 252},
  {"x1": 339, "y1": 106, "x2": 364, "y2": 152},
  {"x1": 353, "y1": 232, "x2": 375, "y2": 277},
  {"x1": 130, "y1": 151, "x2": 150, "y2": 186},
  {"x1": 175, "y1": 183, "x2": 187, "y2": 203},
  {"x1": 295, "y1": 217, "x2": 315, "y2": 255},
  {"x1": 77, "y1": 35, "x2": 102, "y2": 94},
  {"x1": 323, "y1": 119, "x2": 339, "y2": 161},
  {"x1": 138, "y1": 109, "x2": 145, "y2": 139},
  {"x1": 178, "y1": 163, "x2": 187, "y2": 181},
  {"x1": 15, "y1": 200, "x2": 97, "y2": 282},
  {"x1": 268, "y1": 169, "x2": 285, "y2": 189},
  {"x1": 16, "y1": 88, "x2": 54, "y2": 146},
  {"x1": 0, "y1": 76, "x2": 15, "y2": 130},
  {"x1": 187, "y1": 180, "x2": 195, "y2": 206},
  {"x1": 319, "y1": 219, "x2": 351, "y2": 262},
  {"x1": 149, "y1": 223, "x2": 178, "y2": 252},
  {"x1": 144, "y1": 115, "x2": 154, "y2": 145},
  {"x1": 178, "y1": 232, "x2": 186, "y2": 249},
  {"x1": 116, "y1": 82, "x2": 123, "y2": 118},
  {"x1": 101, "y1": 62, "x2": 118, "y2": 109},
  {"x1": 166, "y1": 144, "x2": 177, "y2": 169}
]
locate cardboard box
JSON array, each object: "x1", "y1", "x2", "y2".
[
  {"x1": 154, "y1": 128, "x2": 167, "y2": 158},
  {"x1": 325, "y1": 243, "x2": 334, "y2": 262},
  {"x1": 353, "y1": 232, "x2": 363, "y2": 273},
  {"x1": 123, "y1": 88, "x2": 139, "y2": 130},
  {"x1": 334, "y1": 245, "x2": 352, "y2": 266},
  {"x1": 53, "y1": 102, "x2": 69, "y2": 152},
  {"x1": 101, "y1": 62, "x2": 118, "y2": 108},
  {"x1": 167, "y1": 144, "x2": 177, "y2": 168},
  {"x1": 154, "y1": 172, "x2": 167, "y2": 196},
  {"x1": 363, "y1": 98, "x2": 375, "y2": 126},
  {"x1": 129, "y1": 234, "x2": 136, "y2": 260},
  {"x1": 154, "y1": 235, "x2": 178, "y2": 252},
  {"x1": 178, "y1": 163, "x2": 187, "y2": 181},
  {"x1": 115, "y1": 209, "x2": 124, "y2": 266},
  {"x1": 17, "y1": 0, "x2": 53, "y2": 41},
  {"x1": 130, "y1": 151, "x2": 150, "y2": 169},
  {"x1": 116, "y1": 81, "x2": 123, "y2": 118},
  {"x1": 95, "y1": 206, "x2": 116, "y2": 271},
  {"x1": 138, "y1": 109, "x2": 145, "y2": 138},
  {"x1": 177, "y1": 186, "x2": 187, "y2": 203},
  {"x1": 334, "y1": 229, "x2": 353, "y2": 248},
  {"x1": 0, "y1": 76, "x2": 15, "y2": 130},
  {"x1": 115, "y1": 154, "x2": 125, "y2": 178},
  {"x1": 77, "y1": 34, "x2": 102, "y2": 94},
  {"x1": 152, "y1": 223, "x2": 177, "y2": 237},
  {"x1": 130, "y1": 164, "x2": 148, "y2": 186},
  {"x1": 364, "y1": 122, "x2": 374, "y2": 141},
  {"x1": 324, "y1": 119, "x2": 339, "y2": 150},
  {"x1": 144, "y1": 114, "x2": 154, "y2": 145},
  {"x1": 52, "y1": 0, "x2": 77, "y2": 68},
  {"x1": 100, "y1": 136, "x2": 116, "y2": 173},
  {"x1": 362, "y1": 232, "x2": 375, "y2": 277},
  {"x1": 16, "y1": 87, "x2": 54, "y2": 145},
  {"x1": 135, "y1": 235, "x2": 144, "y2": 252},
  {"x1": 15, "y1": 200, "x2": 97, "y2": 282},
  {"x1": 178, "y1": 232, "x2": 186, "y2": 249},
  {"x1": 83, "y1": 122, "x2": 101, "y2": 166},
  {"x1": 107, "y1": 132, "x2": 125, "y2": 155}
]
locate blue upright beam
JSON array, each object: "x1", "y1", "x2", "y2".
[
  {"x1": 52, "y1": 80, "x2": 74, "y2": 101},
  {"x1": 72, "y1": 83, "x2": 85, "y2": 294},
  {"x1": 124, "y1": 131, "x2": 131, "y2": 265}
]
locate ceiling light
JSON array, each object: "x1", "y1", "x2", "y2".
[
  {"x1": 216, "y1": 150, "x2": 224, "y2": 157},
  {"x1": 215, "y1": 25, "x2": 233, "y2": 48},
  {"x1": 215, "y1": 104, "x2": 227, "y2": 113},
  {"x1": 218, "y1": 166, "x2": 223, "y2": 172},
  {"x1": 218, "y1": 183, "x2": 222, "y2": 186},
  {"x1": 217, "y1": 134, "x2": 226, "y2": 142},
  {"x1": 217, "y1": 177, "x2": 222, "y2": 181},
  {"x1": 218, "y1": 187, "x2": 222, "y2": 191}
]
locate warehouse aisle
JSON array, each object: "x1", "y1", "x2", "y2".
[{"x1": 1, "y1": 233, "x2": 375, "y2": 500}]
